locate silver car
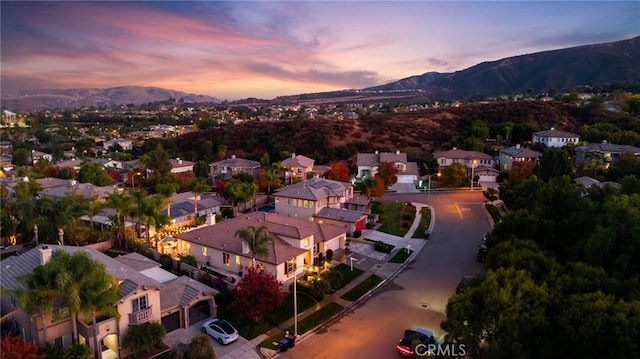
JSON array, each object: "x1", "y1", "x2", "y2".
[{"x1": 201, "y1": 318, "x2": 239, "y2": 345}]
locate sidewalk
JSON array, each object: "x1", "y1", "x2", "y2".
[{"x1": 251, "y1": 202, "x2": 432, "y2": 359}]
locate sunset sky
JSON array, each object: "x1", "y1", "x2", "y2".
[{"x1": 1, "y1": 1, "x2": 638, "y2": 100}]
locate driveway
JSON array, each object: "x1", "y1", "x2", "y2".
[{"x1": 163, "y1": 318, "x2": 262, "y2": 359}]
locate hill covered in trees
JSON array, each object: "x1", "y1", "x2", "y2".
[{"x1": 161, "y1": 101, "x2": 637, "y2": 167}]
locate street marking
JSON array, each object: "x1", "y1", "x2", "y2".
[{"x1": 455, "y1": 204, "x2": 463, "y2": 219}]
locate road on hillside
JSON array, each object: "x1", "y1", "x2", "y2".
[{"x1": 280, "y1": 191, "x2": 490, "y2": 359}]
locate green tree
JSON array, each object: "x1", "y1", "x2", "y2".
[
  {"x1": 106, "y1": 191, "x2": 133, "y2": 248},
  {"x1": 440, "y1": 163, "x2": 467, "y2": 187},
  {"x1": 77, "y1": 162, "x2": 113, "y2": 186},
  {"x1": 234, "y1": 225, "x2": 274, "y2": 266},
  {"x1": 184, "y1": 335, "x2": 216, "y2": 359},
  {"x1": 140, "y1": 195, "x2": 171, "y2": 248},
  {"x1": 123, "y1": 322, "x2": 167, "y2": 357},
  {"x1": 535, "y1": 147, "x2": 574, "y2": 181},
  {"x1": 12, "y1": 148, "x2": 31, "y2": 166},
  {"x1": 145, "y1": 143, "x2": 172, "y2": 181},
  {"x1": 12, "y1": 265, "x2": 59, "y2": 344},
  {"x1": 192, "y1": 160, "x2": 210, "y2": 179},
  {"x1": 376, "y1": 161, "x2": 398, "y2": 188},
  {"x1": 223, "y1": 180, "x2": 257, "y2": 212}
]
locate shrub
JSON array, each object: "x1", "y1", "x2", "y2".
[
  {"x1": 374, "y1": 241, "x2": 394, "y2": 253},
  {"x1": 159, "y1": 254, "x2": 173, "y2": 270},
  {"x1": 353, "y1": 230, "x2": 362, "y2": 238},
  {"x1": 365, "y1": 222, "x2": 374, "y2": 229},
  {"x1": 326, "y1": 249, "x2": 334, "y2": 262},
  {"x1": 180, "y1": 254, "x2": 197, "y2": 267}
]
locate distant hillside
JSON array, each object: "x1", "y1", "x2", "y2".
[
  {"x1": 365, "y1": 36, "x2": 640, "y2": 100},
  {"x1": 1, "y1": 86, "x2": 221, "y2": 111}
]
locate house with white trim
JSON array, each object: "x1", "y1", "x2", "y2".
[
  {"x1": 497, "y1": 144, "x2": 542, "y2": 171},
  {"x1": 433, "y1": 148, "x2": 498, "y2": 182},
  {"x1": 532, "y1": 128, "x2": 579, "y2": 148},
  {"x1": 356, "y1": 151, "x2": 419, "y2": 184}
]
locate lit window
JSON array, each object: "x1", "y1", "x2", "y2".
[
  {"x1": 223, "y1": 253, "x2": 230, "y2": 265},
  {"x1": 202, "y1": 247, "x2": 207, "y2": 256},
  {"x1": 304, "y1": 238, "x2": 310, "y2": 247},
  {"x1": 182, "y1": 242, "x2": 191, "y2": 254}
]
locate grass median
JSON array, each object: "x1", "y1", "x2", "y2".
[{"x1": 389, "y1": 248, "x2": 413, "y2": 263}]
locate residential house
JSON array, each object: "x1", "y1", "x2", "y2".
[
  {"x1": 171, "y1": 212, "x2": 347, "y2": 283},
  {"x1": 169, "y1": 158, "x2": 195, "y2": 174},
  {"x1": 160, "y1": 192, "x2": 224, "y2": 227},
  {"x1": 102, "y1": 138, "x2": 133, "y2": 151},
  {"x1": 497, "y1": 144, "x2": 542, "y2": 171},
  {"x1": 532, "y1": 128, "x2": 580, "y2": 148},
  {"x1": 0, "y1": 141, "x2": 12, "y2": 154},
  {"x1": 37, "y1": 180, "x2": 117, "y2": 201},
  {"x1": 313, "y1": 207, "x2": 367, "y2": 235},
  {"x1": 575, "y1": 176, "x2": 620, "y2": 196},
  {"x1": 31, "y1": 150, "x2": 53, "y2": 163},
  {"x1": 281, "y1": 153, "x2": 315, "y2": 181},
  {"x1": 55, "y1": 159, "x2": 84, "y2": 171},
  {"x1": 209, "y1": 155, "x2": 260, "y2": 180},
  {"x1": 432, "y1": 148, "x2": 498, "y2": 182},
  {"x1": 576, "y1": 141, "x2": 640, "y2": 169},
  {"x1": 0, "y1": 155, "x2": 12, "y2": 169},
  {"x1": 0, "y1": 245, "x2": 217, "y2": 359},
  {"x1": 89, "y1": 158, "x2": 124, "y2": 171},
  {"x1": 273, "y1": 178, "x2": 354, "y2": 221},
  {"x1": 356, "y1": 151, "x2": 420, "y2": 184}
]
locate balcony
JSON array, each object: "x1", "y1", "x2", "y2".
[{"x1": 128, "y1": 306, "x2": 152, "y2": 325}]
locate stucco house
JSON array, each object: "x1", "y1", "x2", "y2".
[
  {"x1": 281, "y1": 153, "x2": 315, "y2": 181},
  {"x1": 0, "y1": 245, "x2": 217, "y2": 359},
  {"x1": 576, "y1": 141, "x2": 640, "y2": 169},
  {"x1": 102, "y1": 138, "x2": 133, "y2": 151},
  {"x1": 169, "y1": 158, "x2": 195, "y2": 174},
  {"x1": 272, "y1": 178, "x2": 354, "y2": 221},
  {"x1": 171, "y1": 212, "x2": 347, "y2": 283},
  {"x1": 209, "y1": 155, "x2": 260, "y2": 181},
  {"x1": 497, "y1": 144, "x2": 542, "y2": 171},
  {"x1": 432, "y1": 148, "x2": 498, "y2": 182},
  {"x1": 532, "y1": 128, "x2": 580, "y2": 148},
  {"x1": 356, "y1": 151, "x2": 420, "y2": 184},
  {"x1": 313, "y1": 207, "x2": 367, "y2": 235}
]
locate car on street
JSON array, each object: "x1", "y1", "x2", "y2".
[
  {"x1": 477, "y1": 244, "x2": 487, "y2": 262},
  {"x1": 456, "y1": 275, "x2": 473, "y2": 294},
  {"x1": 201, "y1": 318, "x2": 239, "y2": 345},
  {"x1": 396, "y1": 328, "x2": 436, "y2": 357}
]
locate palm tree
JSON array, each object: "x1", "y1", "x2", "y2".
[
  {"x1": 185, "y1": 177, "x2": 211, "y2": 225},
  {"x1": 13, "y1": 265, "x2": 59, "y2": 344},
  {"x1": 130, "y1": 190, "x2": 148, "y2": 239},
  {"x1": 234, "y1": 225, "x2": 274, "y2": 267},
  {"x1": 106, "y1": 191, "x2": 133, "y2": 248},
  {"x1": 140, "y1": 195, "x2": 171, "y2": 249},
  {"x1": 79, "y1": 259, "x2": 120, "y2": 358}
]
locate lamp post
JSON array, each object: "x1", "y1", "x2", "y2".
[
  {"x1": 132, "y1": 171, "x2": 141, "y2": 190},
  {"x1": 470, "y1": 159, "x2": 477, "y2": 191},
  {"x1": 58, "y1": 228, "x2": 64, "y2": 246},
  {"x1": 427, "y1": 173, "x2": 441, "y2": 205},
  {"x1": 292, "y1": 265, "x2": 311, "y2": 338}
]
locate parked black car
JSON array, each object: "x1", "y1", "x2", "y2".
[
  {"x1": 456, "y1": 275, "x2": 473, "y2": 294},
  {"x1": 396, "y1": 328, "x2": 436, "y2": 357},
  {"x1": 477, "y1": 244, "x2": 487, "y2": 262}
]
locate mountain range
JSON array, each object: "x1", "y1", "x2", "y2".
[{"x1": 2, "y1": 36, "x2": 638, "y2": 111}]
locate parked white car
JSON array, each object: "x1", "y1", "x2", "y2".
[{"x1": 201, "y1": 318, "x2": 239, "y2": 345}]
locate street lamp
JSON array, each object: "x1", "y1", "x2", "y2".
[
  {"x1": 427, "y1": 172, "x2": 441, "y2": 205},
  {"x1": 292, "y1": 265, "x2": 312, "y2": 338},
  {"x1": 470, "y1": 159, "x2": 477, "y2": 191},
  {"x1": 132, "y1": 171, "x2": 141, "y2": 190}
]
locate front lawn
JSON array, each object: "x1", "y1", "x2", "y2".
[
  {"x1": 217, "y1": 291, "x2": 316, "y2": 340},
  {"x1": 389, "y1": 249, "x2": 413, "y2": 263},
  {"x1": 340, "y1": 275, "x2": 383, "y2": 301},
  {"x1": 259, "y1": 302, "x2": 344, "y2": 350},
  {"x1": 332, "y1": 263, "x2": 364, "y2": 289},
  {"x1": 374, "y1": 202, "x2": 416, "y2": 236}
]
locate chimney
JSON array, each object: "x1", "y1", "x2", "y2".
[
  {"x1": 207, "y1": 212, "x2": 216, "y2": 226},
  {"x1": 453, "y1": 147, "x2": 457, "y2": 151},
  {"x1": 374, "y1": 150, "x2": 379, "y2": 154},
  {"x1": 516, "y1": 144, "x2": 520, "y2": 149},
  {"x1": 291, "y1": 153, "x2": 296, "y2": 158},
  {"x1": 396, "y1": 150, "x2": 400, "y2": 155},
  {"x1": 69, "y1": 179, "x2": 77, "y2": 186},
  {"x1": 39, "y1": 245, "x2": 52, "y2": 265},
  {"x1": 241, "y1": 241, "x2": 250, "y2": 254},
  {"x1": 550, "y1": 127, "x2": 555, "y2": 131},
  {"x1": 177, "y1": 158, "x2": 182, "y2": 164}
]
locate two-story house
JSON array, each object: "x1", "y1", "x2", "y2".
[
  {"x1": 497, "y1": 144, "x2": 542, "y2": 171},
  {"x1": 102, "y1": 138, "x2": 133, "y2": 151},
  {"x1": 172, "y1": 212, "x2": 347, "y2": 283},
  {"x1": 272, "y1": 178, "x2": 354, "y2": 220},
  {"x1": 209, "y1": 155, "x2": 260, "y2": 181},
  {"x1": 0, "y1": 245, "x2": 217, "y2": 359},
  {"x1": 433, "y1": 148, "x2": 498, "y2": 182},
  {"x1": 169, "y1": 158, "x2": 195, "y2": 174},
  {"x1": 356, "y1": 150, "x2": 420, "y2": 184},
  {"x1": 532, "y1": 128, "x2": 580, "y2": 148},
  {"x1": 281, "y1": 153, "x2": 315, "y2": 181}
]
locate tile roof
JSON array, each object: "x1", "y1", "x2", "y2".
[
  {"x1": 432, "y1": 149, "x2": 493, "y2": 160},
  {"x1": 211, "y1": 157, "x2": 260, "y2": 168},
  {"x1": 345, "y1": 197, "x2": 370, "y2": 206},
  {"x1": 160, "y1": 276, "x2": 217, "y2": 311},
  {"x1": 533, "y1": 129, "x2": 579, "y2": 138},
  {"x1": 282, "y1": 154, "x2": 315, "y2": 168},
  {"x1": 578, "y1": 142, "x2": 640, "y2": 154},
  {"x1": 500, "y1": 145, "x2": 542, "y2": 158},
  {"x1": 174, "y1": 212, "x2": 344, "y2": 265},
  {"x1": 273, "y1": 178, "x2": 351, "y2": 200},
  {"x1": 314, "y1": 207, "x2": 365, "y2": 223},
  {"x1": 356, "y1": 152, "x2": 408, "y2": 166}
]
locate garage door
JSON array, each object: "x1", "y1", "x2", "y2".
[
  {"x1": 161, "y1": 312, "x2": 181, "y2": 333},
  {"x1": 189, "y1": 300, "x2": 211, "y2": 325},
  {"x1": 397, "y1": 175, "x2": 414, "y2": 184}
]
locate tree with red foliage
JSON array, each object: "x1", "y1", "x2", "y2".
[
  {"x1": 1, "y1": 333, "x2": 41, "y2": 359},
  {"x1": 215, "y1": 180, "x2": 227, "y2": 195},
  {"x1": 509, "y1": 161, "x2": 536, "y2": 183},
  {"x1": 327, "y1": 162, "x2": 350, "y2": 182},
  {"x1": 107, "y1": 169, "x2": 122, "y2": 183},
  {"x1": 362, "y1": 175, "x2": 386, "y2": 198},
  {"x1": 232, "y1": 266, "x2": 285, "y2": 322},
  {"x1": 376, "y1": 161, "x2": 398, "y2": 188}
]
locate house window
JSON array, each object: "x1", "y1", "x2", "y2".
[
  {"x1": 223, "y1": 252, "x2": 230, "y2": 265},
  {"x1": 53, "y1": 307, "x2": 70, "y2": 322},
  {"x1": 303, "y1": 238, "x2": 310, "y2": 247},
  {"x1": 285, "y1": 259, "x2": 296, "y2": 275},
  {"x1": 286, "y1": 199, "x2": 292, "y2": 206},
  {"x1": 303, "y1": 200, "x2": 308, "y2": 208},
  {"x1": 132, "y1": 295, "x2": 148, "y2": 313},
  {"x1": 440, "y1": 159, "x2": 446, "y2": 164},
  {"x1": 182, "y1": 242, "x2": 191, "y2": 254},
  {"x1": 202, "y1": 247, "x2": 207, "y2": 256}
]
